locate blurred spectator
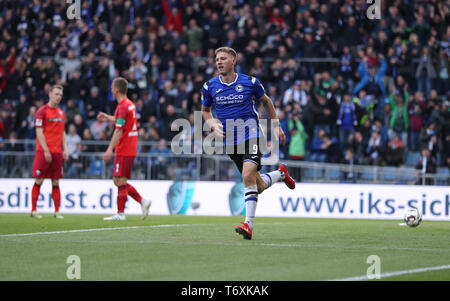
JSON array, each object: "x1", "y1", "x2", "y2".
[
  {"x1": 420, "y1": 123, "x2": 439, "y2": 161},
  {"x1": 0, "y1": 108, "x2": 12, "y2": 139},
  {"x1": 386, "y1": 134, "x2": 405, "y2": 167},
  {"x1": 363, "y1": 130, "x2": 384, "y2": 166},
  {"x1": 415, "y1": 47, "x2": 436, "y2": 95},
  {"x1": 5, "y1": 131, "x2": 24, "y2": 152},
  {"x1": 415, "y1": 148, "x2": 437, "y2": 185},
  {"x1": 162, "y1": 0, "x2": 183, "y2": 34},
  {"x1": 287, "y1": 111, "x2": 308, "y2": 160},
  {"x1": 307, "y1": 93, "x2": 335, "y2": 137},
  {"x1": 55, "y1": 49, "x2": 81, "y2": 83},
  {"x1": 435, "y1": 50, "x2": 449, "y2": 95},
  {"x1": 149, "y1": 139, "x2": 171, "y2": 178},
  {"x1": 14, "y1": 95, "x2": 30, "y2": 130},
  {"x1": 81, "y1": 128, "x2": 96, "y2": 152},
  {"x1": 66, "y1": 123, "x2": 82, "y2": 157},
  {"x1": 353, "y1": 50, "x2": 387, "y2": 98},
  {"x1": 4, "y1": 56, "x2": 24, "y2": 103},
  {"x1": 160, "y1": 103, "x2": 180, "y2": 142},
  {"x1": 315, "y1": 71, "x2": 334, "y2": 98},
  {"x1": 73, "y1": 113, "x2": 87, "y2": 138},
  {"x1": 395, "y1": 43, "x2": 414, "y2": 85},
  {"x1": 283, "y1": 80, "x2": 307, "y2": 107},
  {"x1": 339, "y1": 16, "x2": 360, "y2": 48},
  {"x1": 66, "y1": 70, "x2": 86, "y2": 114},
  {"x1": 340, "y1": 148, "x2": 356, "y2": 183},
  {"x1": 81, "y1": 52, "x2": 97, "y2": 87},
  {"x1": 339, "y1": 46, "x2": 354, "y2": 90},
  {"x1": 174, "y1": 43, "x2": 194, "y2": 75},
  {"x1": 389, "y1": 89, "x2": 410, "y2": 146},
  {"x1": 372, "y1": 119, "x2": 389, "y2": 144},
  {"x1": 0, "y1": 113, "x2": 4, "y2": 138},
  {"x1": 407, "y1": 92, "x2": 426, "y2": 152},
  {"x1": 66, "y1": 142, "x2": 85, "y2": 178},
  {"x1": 183, "y1": 19, "x2": 203, "y2": 56},
  {"x1": 2, "y1": 131, "x2": 23, "y2": 176},
  {"x1": 129, "y1": 59, "x2": 148, "y2": 96},
  {"x1": 278, "y1": 110, "x2": 289, "y2": 157},
  {"x1": 65, "y1": 99, "x2": 82, "y2": 126},
  {"x1": 360, "y1": 118, "x2": 372, "y2": 144},
  {"x1": 336, "y1": 92, "x2": 358, "y2": 152},
  {"x1": 349, "y1": 131, "x2": 366, "y2": 165},
  {"x1": 310, "y1": 129, "x2": 338, "y2": 163},
  {"x1": 310, "y1": 129, "x2": 328, "y2": 163},
  {"x1": 85, "y1": 86, "x2": 105, "y2": 121}
]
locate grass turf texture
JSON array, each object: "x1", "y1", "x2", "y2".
[{"x1": 0, "y1": 213, "x2": 449, "y2": 281}]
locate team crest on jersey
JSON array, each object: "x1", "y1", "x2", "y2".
[{"x1": 235, "y1": 84, "x2": 244, "y2": 92}]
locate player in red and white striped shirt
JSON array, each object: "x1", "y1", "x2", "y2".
[{"x1": 97, "y1": 77, "x2": 151, "y2": 220}]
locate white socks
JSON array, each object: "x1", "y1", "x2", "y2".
[
  {"x1": 244, "y1": 184, "x2": 258, "y2": 230},
  {"x1": 244, "y1": 171, "x2": 286, "y2": 230},
  {"x1": 260, "y1": 170, "x2": 285, "y2": 189}
]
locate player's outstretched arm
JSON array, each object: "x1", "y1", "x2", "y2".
[
  {"x1": 97, "y1": 112, "x2": 115, "y2": 123},
  {"x1": 259, "y1": 94, "x2": 286, "y2": 145}
]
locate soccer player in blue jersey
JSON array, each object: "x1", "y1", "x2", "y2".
[{"x1": 201, "y1": 47, "x2": 296, "y2": 240}]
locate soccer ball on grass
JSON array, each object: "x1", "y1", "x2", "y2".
[{"x1": 403, "y1": 209, "x2": 422, "y2": 227}]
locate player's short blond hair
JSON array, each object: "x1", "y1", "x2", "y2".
[
  {"x1": 112, "y1": 77, "x2": 128, "y2": 94},
  {"x1": 215, "y1": 47, "x2": 237, "y2": 59},
  {"x1": 50, "y1": 84, "x2": 63, "y2": 92}
]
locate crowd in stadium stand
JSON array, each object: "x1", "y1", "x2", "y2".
[{"x1": 0, "y1": 0, "x2": 449, "y2": 177}]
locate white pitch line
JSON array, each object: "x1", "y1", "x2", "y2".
[
  {"x1": 0, "y1": 224, "x2": 195, "y2": 237},
  {"x1": 0, "y1": 223, "x2": 447, "y2": 253},
  {"x1": 1, "y1": 226, "x2": 446, "y2": 253},
  {"x1": 329, "y1": 264, "x2": 450, "y2": 281},
  {"x1": 0, "y1": 222, "x2": 295, "y2": 238}
]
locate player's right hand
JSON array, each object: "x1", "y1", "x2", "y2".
[
  {"x1": 211, "y1": 123, "x2": 224, "y2": 138},
  {"x1": 103, "y1": 149, "x2": 113, "y2": 163},
  {"x1": 44, "y1": 150, "x2": 52, "y2": 163},
  {"x1": 103, "y1": 151, "x2": 112, "y2": 163},
  {"x1": 97, "y1": 112, "x2": 110, "y2": 122}
]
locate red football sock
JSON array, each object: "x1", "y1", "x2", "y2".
[
  {"x1": 31, "y1": 183, "x2": 41, "y2": 212},
  {"x1": 52, "y1": 185, "x2": 61, "y2": 213},
  {"x1": 127, "y1": 184, "x2": 142, "y2": 203},
  {"x1": 117, "y1": 185, "x2": 128, "y2": 213}
]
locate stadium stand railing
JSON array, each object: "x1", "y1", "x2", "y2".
[{"x1": 1, "y1": 140, "x2": 448, "y2": 186}]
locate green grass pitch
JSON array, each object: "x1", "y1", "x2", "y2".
[{"x1": 0, "y1": 213, "x2": 449, "y2": 281}]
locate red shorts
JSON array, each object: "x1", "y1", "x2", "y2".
[
  {"x1": 113, "y1": 155, "x2": 135, "y2": 178},
  {"x1": 32, "y1": 151, "x2": 63, "y2": 179}
]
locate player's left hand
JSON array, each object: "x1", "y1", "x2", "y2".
[
  {"x1": 103, "y1": 149, "x2": 112, "y2": 163},
  {"x1": 275, "y1": 126, "x2": 286, "y2": 146},
  {"x1": 63, "y1": 150, "x2": 69, "y2": 162}
]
